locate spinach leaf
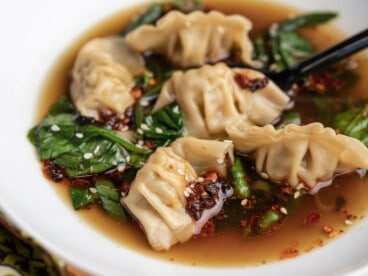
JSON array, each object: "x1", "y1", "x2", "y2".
[
  {"x1": 95, "y1": 180, "x2": 126, "y2": 221},
  {"x1": 138, "y1": 102, "x2": 184, "y2": 148},
  {"x1": 121, "y1": 3, "x2": 164, "y2": 36},
  {"x1": 171, "y1": 0, "x2": 203, "y2": 12},
  {"x1": 277, "y1": 12, "x2": 338, "y2": 32},
  {"x1": 70, "y1": 187, "x2": 98, "y2": 210},
  {"x1": 28, "y1": 98, "x2": 151, "y2": 177},
  {"x1": 70, "y1": 180, "x2": 126, "y2": 221},
  {"x1": 121, "y1": 0, "x2": 204, "y2": 36},
  {"x1": 254, "y1": 12, "x2": 337, "y2": 72},
  {"x1": 276, "y1": 111, "x2": 301, "y2": 129},
  {"x1": 333, "y1": 103, "x2": 368, "y2": 146}
]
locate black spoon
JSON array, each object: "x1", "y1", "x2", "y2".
[{"x1": 233, "y1": 28, "x2": 368, "y2": 92}]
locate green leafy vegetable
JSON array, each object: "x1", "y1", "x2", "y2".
[
  {"x1": 230, "y1": 157, "x2": 250, "y2": 198},
  {"x1": 170, "y1": 0, "x2": 203, "y2": 12},
  {"x1": 276, "y1": 111, "x2": 301, "y2": 129},
  {"x1": 95, "y1": 180, "x2": 126, "y2": 221},
  {"x1": 333, "y1": 103, "x2": 368, "y2": 146},
  {"x1": 121, "y1": 0, "x2": 204, "y2": 36},
  {"x1": 28, "y1": 98, "x2": 150, "y2": 177},
  {"x1": 138, "y1": 102, "x2": 184, "y2": 148},
  {"x1": 70, "y1": 187, "x2": 98, "y2": 210},
  {"x1": 121, "y1": 3, "x2": 164, "y2": 36},
  {"x1": 254, "y1": 12, "x2": 337, "y2": 72},
  {"x1": 70, "y1": 180, "x2": 126, "y2": 221},
  {"x1": 277, "y1": 12, "x2": 338, "y2": 32}
]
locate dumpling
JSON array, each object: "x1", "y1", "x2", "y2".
[
  {"x1": 70, "y1": 36, "x2": 145, "y2": 118},
  {"x1": 121, "y1": 137, "x2": 234, "y2": 251},
  {"x1": 226, "y1": 122, "x2": 368, "y2": 191},
  {"x1": 153, "y1": 63, "x2": 290, "y2": 139},
  {"x1": 170, "y1": 137, "x2": 234, "y2": 176},
  {"x1": 126, "y1": 10, "x2": 259, "y2": 67}
]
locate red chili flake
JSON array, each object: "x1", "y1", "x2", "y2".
[
  {"x1": 131, "y1": 87, "x2": 143, "y2": 100},
  {"x1": 202, "y1": 171, "x2": 218, "y2": 183},
  {"x1": 304, "y1": 212, "x2": 321, "y2": 225},
  {"x1": 281, "y1": 186, "x2": 293, "y2": 195},
  {"x1": 234, "y1": 72, "x2": 269, "y2": 92},
  {"x1": 121, "y1": 181, "x2": 130, "y2": 195},
  {"x1": 280, "y1": 247, "x2": 300, "y2": 260},
  {"x1": 144, "y1": 140, "x2": 154, "y2": 149},
  {"x1": 43, "y1": 160, "x2": 65, "y2": 182},
  {"x1": 195, "y1": 220, "x2": 215, "y2": 238},
  {"x1": 240, "y1": 219, "x2": 247, "y2": 227},
  {"x1": 316, "y1": 238, "x2": 324, "y2": 247}
]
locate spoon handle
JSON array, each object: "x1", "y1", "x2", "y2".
[{"x1": 294, "y1": 28, "x2": 368, "y2": 78}]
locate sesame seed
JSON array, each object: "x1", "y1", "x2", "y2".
[
  {"x1": 184, "y1": 190, "x2": 190, "y2": 197},
  {"x1": 280, "y1": 207, "x2": 288, "y2": 215},
  {"x1": 216, "y1": 158, "x2": 224, "y2": 164},
  {"x1": 136, "y1": 144, "x2": 143, "y2": 148},
  {"x1": 294, "y1": 191, "x2": 301, "y2": 199},
  {"x1": 216, "y1": 26, "x2": 225, "y2": 33},
  {"x1": 201, "y1": 192, "x2": 209, "y2": 197},
  {"x1": 137, "y1": 128, "x2": 143, "y2": 135},
  {"x1": 51, "y1": 124, "x2": 60, "y2": 132},
  {"x1": 240, "y1": 186, "x2": 248, "y2": 193},
  {"x1": 140, "y1": 124, "x2": 149, "y2": 130},
  {"x1": 126, "y1": 156, "x2": 131, "y2": 163},
  {"x1": 89, "y1": 187, "x2": 97, "y2": 193},
  {"x1": 173, "y1": 106, "x2": 180, "y2": 114},
  {"x1": 155, "y1": 127, "x2": 163, "y2": 134},
  {"x1": 140, "y1": 100, "x2": 149, "y2": 106},
  {"x1": 121, "y1": 191, "x2": 127, "y2": 197},
  {"x1": 346, "y1": 60, "x2": 358, "y2": 70},
  {"x1": 260, "y1": 172, "x2": 269, "y2": 179},
  {"x1": 269, "y1": 23, "x2": 279, "y2": 37},
  {"x1": 139, "y1": 161, "x2": 145, "y2": 166},
  {"x1": 138, "y1": 140, "x2": 144, "y2": 146},
  {"x1": 185, "y1": 174, "x2": 192, "y2": 182},
  {"x1": 241, "y1": 199, "x2": 248, "y2": 207},
  {"x1": 121, "y1": 126, "x2": 129, "y2": 131},
  {"x1": 177, "y1": 168, "x2": 185, "y2": 176},
  {"x1": 83, "y1": 153, "x2": 93, "y2": 159},
  {"x1": 197, "y1": 177, "x2": 204, "y2": 182},
  {"x1": 117, "y1": 163, "x2": 126, "y2": 172},
  {"x1": 296, "y1": 183, "x2": 305, "y2": 190},
  {"x1": 94, "y1": 145, "x2": 100, "y2": 154},
  {"x1": 75, "y1": 133, "x2": 83, "y2": 139},
  {"x1": 345, "y1": 219, "x2": 354, "y2": 225}
]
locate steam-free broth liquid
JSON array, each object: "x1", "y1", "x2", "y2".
[{"x1": 36, "y1": 0, "x2": 368, "y2": 267}]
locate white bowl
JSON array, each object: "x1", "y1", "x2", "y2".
[{"x1": 0, "y1": 0, "x2": 367, "y2": 275}]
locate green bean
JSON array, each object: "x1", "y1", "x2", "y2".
[
  {"x1": 258, "y1": 209, "x2": 283, "y2": 231},
  {"x1": 230, "y1": 157, "x2": 250, "y2": 198}
]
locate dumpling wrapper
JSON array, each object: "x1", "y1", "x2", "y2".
[
  {"x1": 153, "y1": 63, "x2": 290, "y2": 139},
  {"x1": 126, "y1": 10, "x2": 259, "y2": 67},
  {"x1": 70, "y1": 36, "x2": 145, "y2": 118},
  {"x1": 121, "y1": 137, "x2": 234, "y2": 251},
  {"x1": 226, "y1": 122, "x2": 368, "y2": 190}
]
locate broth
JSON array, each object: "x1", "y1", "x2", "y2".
[{"x1": 35, "y1": 0, "x2": 368, "y2": 268}]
